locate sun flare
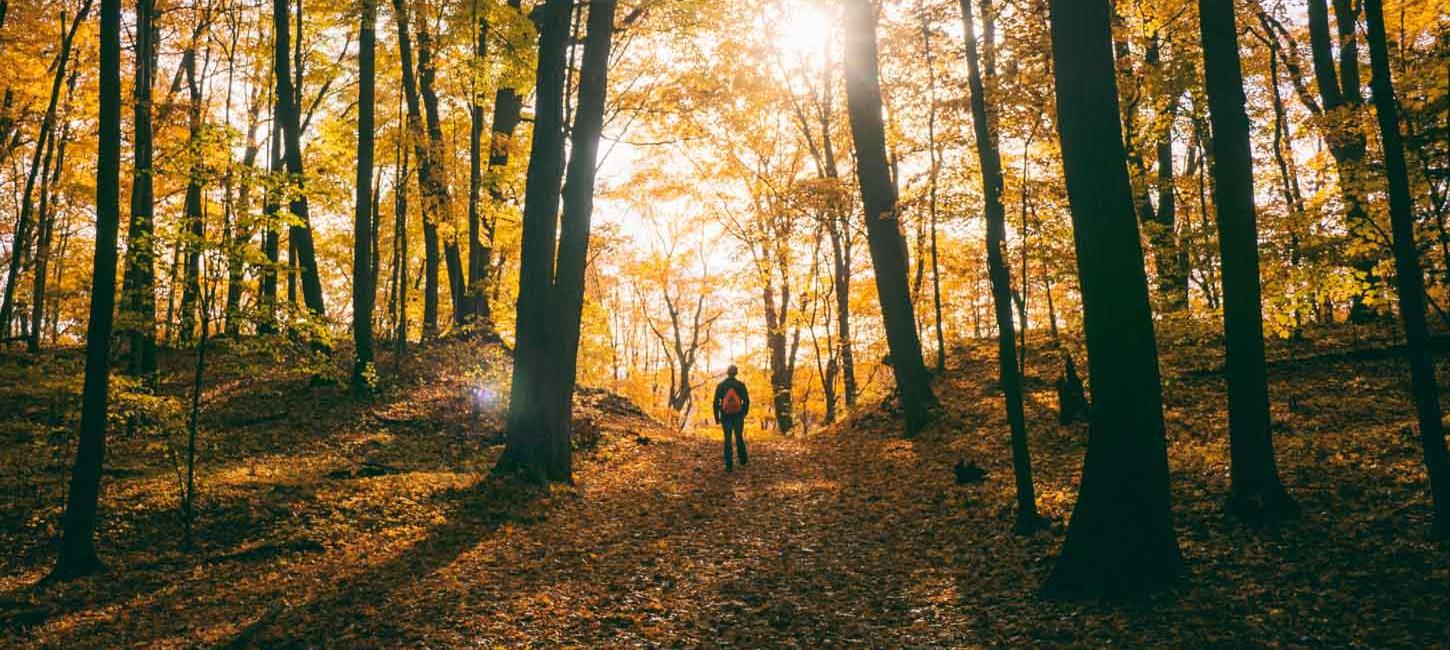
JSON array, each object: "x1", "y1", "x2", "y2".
[{"x1": 769, "y1": 1, "x2": 833, "y2": 67}]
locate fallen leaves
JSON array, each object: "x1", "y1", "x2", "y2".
[{"x1": 1, "y1": 325, "x2": 1449, "y2": 646}]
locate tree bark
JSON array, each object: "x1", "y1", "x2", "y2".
[
  {"x1": 1042, "y1": 0, "x2": 1181, "y2": 598},
  {"x1": 258, "y1": 116, "x2": 282, "y2": 334},
  {"x1": 841, "y1": 0, "x2": 937, "y2": 435},
  {"x1": 1198, "y1": 0, "x2": 1296, "y2": 524},
  {"x1": 121, "y1": 0, "x2": 158, "y2": 365},
  {"x1": 416, "y1": 19, "x2": 463, "y2": 328},
  {"x1": 274, "y1": 0, "x2": 325, "y2": 320},
  {"x1": 921, "y1": 9, "x2": 946, "y2": 373},
  {"x1": 545, "y1": 0, "x2": 616, "y2": 466},
  {"x1": 28, "y1": 65, "x2": 75, "y2": 352},
  {"x1": 28, "y1": 93, "x2": 66, "y2": 352},
  {"x1": 392, "y1": 121, "x2": 410, "y2": 357},
  {"x1": 390, "y1": 0, "x2": 441, "y2": 340},
  {"x1": 178, "y1": 33, "x2": 206, "y2": 346},
  {"x1": 1363, "y1": 0, "x2": 1450, "y2": 538},
  {"x1": 51, "y1": 0, "x2": 119, "y2": 581},
  {"x1": 462, "y1": 6, "x2": 489, "y2": 326},
  {"x1": 961, "y1": 0, "x2": 1041, "y2": 532},
  {"x1": 352, "y1": 0, "x2": 377, "y2": 396},
  {"x1": 499, "y1": 0, "x2": 576, "y2": 482},
  {"x1": 763, "y1": 277, "x2": 794, "y2": 433}
]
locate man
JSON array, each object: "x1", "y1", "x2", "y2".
[{"x1": 713, "y1": 365, "x2": 750, "y2": 471}]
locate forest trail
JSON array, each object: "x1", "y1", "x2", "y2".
[
  {"x1": 227, "y1": 426, "x2": 984, "y2": 646},
  {"x1": 5, "y1": 332, "x2": 1450, "y2": 646}
]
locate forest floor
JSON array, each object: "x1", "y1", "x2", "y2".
[{"x1": 3, "y1": 324, "x2": 1450, "y2": 646}]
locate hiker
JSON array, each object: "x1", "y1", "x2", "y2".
[{"x1": 713, "y1": 365, "x2": 750, "y2": 471}]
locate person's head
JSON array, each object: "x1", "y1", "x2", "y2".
[{"x1": 727, "y1": 364, "x2": 738, "y2": 377}]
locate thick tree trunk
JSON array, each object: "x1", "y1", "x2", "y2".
[
  {"x1": 352, "y1": 0, "x2": 377, "y2": 396},
  {"x1": 500, "y1": 0, "x2": 574, "y2": 482},
  {"x1": 1363, "y1": 0, "x2": 1450, "y2": 538},
  {"x1": 1198, "y1": 0, "x2": 1296, "y2": 524},
  {"x1": 273, "y1": 0, "x2": 325, "y2": 320},
  {"x1": 841, "y1": 0, "x2": 937, "y2": 435},
  {"x1": 546, "y1": 0, "x2": 615, "y2": 465},
  {"x1": 51, "y1": 0, "x2": 119, "y2": 581},
  {"x1": 501, "y1": 0, "x2": 616, "y2": 482},
  {"x1": 1042, "y1": 0, "x2": 1181, "y2": 598},
  {"x1": 445, "y1": 242, "x2": 464, "y2": 325},
  {"x1": 961, "y1": 0, "x2": 1041, "y2": 532}
]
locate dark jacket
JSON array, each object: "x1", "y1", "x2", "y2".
[{"x1": 713, "y1": 377, "x2": 750, "y2": 421}]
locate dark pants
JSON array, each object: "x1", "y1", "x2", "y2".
[{"x1": 721, "y1": 415, "x2": 747, "y2": 469}]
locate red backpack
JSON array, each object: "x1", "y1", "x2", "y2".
[{"x1": 721, "y1": 387, "x2": 743, "y2": 416}]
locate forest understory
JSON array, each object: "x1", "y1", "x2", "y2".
[{"x1": 1, "y1": 323, "x2": 1448, "y2": 647}]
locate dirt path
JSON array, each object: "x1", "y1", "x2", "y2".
[
  {"x1": 236, "y1": 429, "x2": 931, "y2": 646},
  {"x1": 222, "y1": 408, "x2": 1119, "y2": 647}
]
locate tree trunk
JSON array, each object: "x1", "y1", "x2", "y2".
[
  {"x1": 226, "y1": 81, "x2": 267, "y2": 337},
  {"x1": 829, "y1": 219, "x2": 857, "y2": 408},
  {"x1": 921, "y1": 10, "x2": 946, "y2": 373},
  {"x1": 461, "y1": 4, "x2": 491, "y2": 326},
  {"x1": 764, "y1": 280, "x2": 794, "y2": 433},
  {"x1": 1363, "y1": 0, "x2": 1450, "y2": 539},
  {"x1": 352, "y1": 0, "x2": 377, "y2": 396},
  {"x1": 813, "y1": 43, "x2": 857, "y2": 408},
  {"x1": 392, "y1": 123, "x2": 410, "y2": 357},
  {"x1": 273, "y1": 0, "x2": 325, "y2": 321},
  {"x1": 258, "y1": 117, "x2": 282, "y2": 334},
  {"x1": 547, "y1": 0, "x2": 616, "y2": 461},
  {"x1": 961, "y1": 0, "x2": 1041, "y2": 532},
  {"x1": 28, "y1": 67, "x2": 74, "y2": 352},
  {"x1": 501, "y1": 0, "x2": 616, "y2": 482},
  {"x1": 1198, "y1": 0, "x2": 1296, "y2": 524},
  {"x1": 390, "y1": 0, "x2": 441, "y2": 340},
  {"x1": 178, "y1": 36, "x2": 205, "y2": 346},
  {"x1": 841, "y1": 0, "x2": 937, "y2": 435},
  {"x1": 1042, "y1": 0, "x2": 1181, "y2": 598},
  {"x1": 51, "y1": 0, "x2": 119, "y2": 581},
  {"x1": 499, "y1": 0, "x2": 576, "y2": 482},
  {"x1": 417, "y1": 20, "x2": 462, "y2": 328},
  {"x1": 28, "y1": 105, "x2": 64, "y2": 352}
]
